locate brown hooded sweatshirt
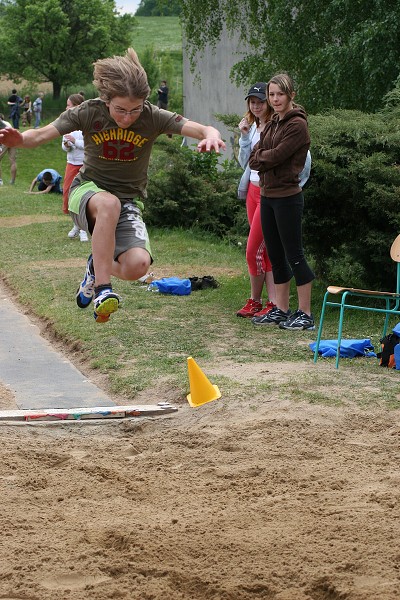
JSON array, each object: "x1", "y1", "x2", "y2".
[{"x1": 248, "y1": 107, "x2": 310, "y2": 198}]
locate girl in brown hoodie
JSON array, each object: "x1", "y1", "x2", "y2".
[{"x1": 249, "y1": 73, "x2": 315, "y2": 331}]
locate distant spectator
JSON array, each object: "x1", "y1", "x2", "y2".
[
  {"x1": 26, "y1": 169, "x2": 62, "y2": 194},
  {"x1": 157, "y1": 80, "x2": 169, "y2": 109},
  {"x1": 0, "y1": 114, "x2": 17, "y2": 185},
  {"x1": 21, "y1": 95, "x2": 32, "y2": 127},
  {"x1": 32, "y1": 92, "x2": 44, "y2": 128},
  {"x1": 7, "y1": 89, "x2": 22, "y2": 129}
]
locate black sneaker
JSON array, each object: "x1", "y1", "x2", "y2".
[
  {"x1": 202, "y1": 275, "x2": 219, "y2": 289},
  {"x1": 252, "y1": 306, "x2": 291, "y2": 325},
  {"x1": 189, "y1": 276, "x2": 219, "y2": 291},
  {"x1": 279, "y1": 309, "x2": 315, "y2": 331}
]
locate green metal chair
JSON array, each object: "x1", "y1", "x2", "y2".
[{"x1": 314, "y1": 234, "x2": 400, "y2": 368}]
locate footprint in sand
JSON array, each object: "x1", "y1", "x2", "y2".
[{"x1": 41, "y1": 572, "x2": 111, "y2": 590}]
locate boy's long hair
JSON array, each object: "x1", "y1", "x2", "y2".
[{"x1": 93, "y1": 48, "x2": 150, "y2": 101}]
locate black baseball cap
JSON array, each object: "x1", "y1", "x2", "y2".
[{"x1": 245, "y1": 82, "x2": 267, "y2": 101}]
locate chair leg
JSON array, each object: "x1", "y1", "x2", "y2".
[
  {"x1": 382, "y1": 299, "x2": 391, "y2": 339},
  {"x1": 335, "y1": 293, "x2": 348, "y2": 369},
  {"x1": 313, "y1": 291, "x2": 329, "y2": 363}
]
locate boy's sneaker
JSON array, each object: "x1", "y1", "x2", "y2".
[
  {"x1": 236, "y1": 298, "x2": 262, "y2": 318},
  {"x1": 252, "y1": 306, "x2": 291, "y2": 325},
  {"x1": 253, "y1": 301, "x2": 276, "y2": 317},
  {"x1": 279, "y1": 309, "x2": 315, "y2": 331},
  {"x1": 68, "y1": 225, "x2": 79, "y2": 238},
  {"x1": 93, "y1": 289, "x2": 120, "y2": 323},
  {"x1": 76, "y1": 254, "x2": 95, "y2": 308},
  {"x1": 79, "y1": 230, "x2": 89, "y2": 242}
]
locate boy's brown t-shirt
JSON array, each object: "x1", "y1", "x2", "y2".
[{"x1": 52, "y1": 98, "x2": 187, "y2": 200}]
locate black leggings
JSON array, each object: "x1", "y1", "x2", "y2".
[{"x1": 260, "y1": 192, "x2": 315, "y2": 286}]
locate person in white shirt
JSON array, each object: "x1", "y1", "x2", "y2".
[
  {"x1": 0, "y1": 114, "x2": 16, "y2": 185},
  {"x1": 62, "y1": 94, "x2": 88, "y2": 242}
]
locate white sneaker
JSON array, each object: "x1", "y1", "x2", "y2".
[
  {"x1": 0, "y1": 179, "x2": 3, "y2": 186},
  {"x1": 79, "y1": 230, "x2": 89, "y2": 242},
  {"x1": 68, "y1": 225, "x2": 79, "y2": 238}
]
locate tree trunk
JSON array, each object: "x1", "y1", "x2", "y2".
[{"x1": 52, "y1": 81, "x2": 62, "y2": 100}]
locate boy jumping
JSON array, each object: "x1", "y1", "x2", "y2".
[{"x1": 0, "y1": 48, "x2": 225, "y2": 322}]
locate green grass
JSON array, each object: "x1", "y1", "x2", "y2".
[
  {"x1": 132, "y1": 16, "x2": 183, "y2": 112},
  {"x1": 1, "y1": 141, "x2": 400, "y2": 409},
  {"x1": 132, "y1": 16, "x2": 182, "y2": 54}
]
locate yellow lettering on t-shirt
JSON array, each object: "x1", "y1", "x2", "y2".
[
  {"x1": 136, "y1": 136, "x2": 149, "y2": 147},
  {"x1": 92, "y1": 128, "x2": 149, "y2": 147}
]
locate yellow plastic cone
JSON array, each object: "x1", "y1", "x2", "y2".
[{"x1": 186, "y1": 356, "x2": 221, "y2": 408}]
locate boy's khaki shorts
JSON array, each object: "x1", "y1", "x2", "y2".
[{"x1": 69, "y1": 179, "x2": 152, "y2": 261}]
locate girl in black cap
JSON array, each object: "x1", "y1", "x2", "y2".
[{"x1": 236, "y1": 82, "x2": 277, "y2": 319}]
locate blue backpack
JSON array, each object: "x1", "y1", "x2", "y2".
[
  {"x1": 148, "y1": 277, "x2": 191, "y2": 295},
  {"x1": 309, "y1": 338, "x2": 376, "y2": 358}
]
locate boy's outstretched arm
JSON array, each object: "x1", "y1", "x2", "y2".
[
  {"x1": 180, "y1": 121, "x2": 226, "y2": 153},
  {"x1": 0, "y1": 124, "x2": 61, "y2": 148}
]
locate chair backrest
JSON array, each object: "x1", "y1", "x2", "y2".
[
  {"x1": 390, "y1": 234, "x2": 400, "y2": 295},
  {"x1": 390, "y1": 234, "x2": 400, "y2": 262}
]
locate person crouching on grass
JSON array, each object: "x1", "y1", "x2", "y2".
[
  {"x1": 26, "y1": 169, "x2": 63, "y2": 194},
  {"x1": 0, "y1": 47, "x2": 226, "y2": 323}
]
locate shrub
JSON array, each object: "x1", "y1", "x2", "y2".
[
  {"x1": 145, "y1": 137, "x2": 246, "y2": 240},
  {"x1": 304, "y1": 109, "x2": 400, "y2": 290}
]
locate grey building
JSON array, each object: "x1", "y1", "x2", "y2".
[{"x1": 182, "y1": 29, "x2": 249, "y2": 162}]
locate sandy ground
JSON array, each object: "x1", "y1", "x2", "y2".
[
  {"x1": 1, "y1": 361, "x2": 400, "y2": 600},
  {"x1": 0, "y1": 216, "x2": 399, "y2": 598}
]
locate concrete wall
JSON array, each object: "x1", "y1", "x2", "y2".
[{"x1": 183, "y1": 30, "x2": 248, "y2": 162}]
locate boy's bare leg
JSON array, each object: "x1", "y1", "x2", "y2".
[
  {"x1": 78, "y1": 192, "x2": 151, "y2": 322},
  {"x1": 87, "y1": 192, "x2": 120, "y2": 286},
  {"x1": 87, "y1": 193, "x2": 151, "y2": 284},
  {"x1": 112, "y1": 247, "x2": 151, "y2": 281}
]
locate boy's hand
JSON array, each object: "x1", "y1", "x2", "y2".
[
  {"x1": 196, "y1": 138, "x2": 226, "y2": 153},
  {"x1": 0, "y1": 127, "x2": 23, "y2": 147}
]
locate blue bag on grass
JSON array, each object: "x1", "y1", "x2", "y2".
[
  {"x1": 309, "y1": 339, "x2": 376, "y2": 358},
  {"x1": 148, "y1": 277, "x2": 191, "y2": 296}
]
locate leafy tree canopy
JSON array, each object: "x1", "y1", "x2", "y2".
[
  {"x1": 0, "y1": 0, "x2": 137, "y2": 98},
  {"x1": 136, "y1": 0, "x2": 181, "y2": 16},
  {"x1": 180, "y1": 0, "x2": 400, "y2": 113}
]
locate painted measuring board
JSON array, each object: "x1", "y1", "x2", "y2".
[{"x1": 0, "y1": 402, "x2": 178, "y2": 422}]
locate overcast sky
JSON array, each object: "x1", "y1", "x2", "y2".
[{"x1": 116, "y1": 0, "x2": 141, "y2": 14}]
